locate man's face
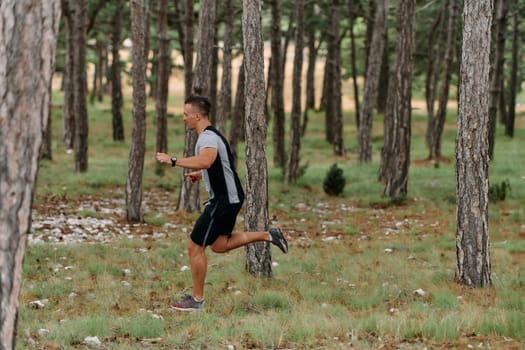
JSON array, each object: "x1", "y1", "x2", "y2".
[{"x1": 183, "y1": 104, "x2": 200, "y2": 129}]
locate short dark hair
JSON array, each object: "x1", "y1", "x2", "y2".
[{"x1": 184, "y1": 95, "x2": 211, "y2": 117}]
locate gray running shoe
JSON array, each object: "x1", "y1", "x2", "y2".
[
  {"x1": 169, "y1": 294, "x2": 205, "y2": 312},
  {"x1": 269, "y1": 226, "x2": 288, "y2": 253}
]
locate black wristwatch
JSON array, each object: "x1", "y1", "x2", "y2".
[{"x1": 171, "y1": 156, "x2": 177, "y2": 167}]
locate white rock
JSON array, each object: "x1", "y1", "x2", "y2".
[
  {"x1": 29, "y1": 300, "x2": 46, "y2": 309},
  {"x1": 272, "y1": 262, "x2": 279, "y2": 267},
  {"x1": 414, "y1": 288, "x2": 426, "y2": 296},
  {"x1": 180, "y1": 265, "x2": 190, "y2": 272},
  {"x1": 384, "y1": 248, "x2": 393, "y2": 253},
  {"x1": 38, "y1": 328, "x2": 50, "y2": 336},
  {"x1": 84, "y1": 336, "x2": 102, "y2": 348}
]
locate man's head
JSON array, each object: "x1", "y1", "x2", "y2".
[{"x1": 183, "y1": 95, "x2": 211, "y2": 130}]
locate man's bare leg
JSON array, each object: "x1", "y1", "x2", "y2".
[
  {"x1": 211, "y1": 231, "x2": 270, "y2": 253},
  {"x1": 188, "y1": 240, "x2": 207, "y2": 300}
]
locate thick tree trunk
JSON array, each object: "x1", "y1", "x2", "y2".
[
  {"x1": 215, "y1": 0, "x2": 234, "y2": 135},
  {"x1": 331, "y1": 1, "x2": 344, "y2": 156},
  {"x1": 380, "y1": 0, "x2": 416, "y2": 196},
  {"x1": 112, "y1": 0, "x2": 125, "y2": 141},
  {"x1": 73, "y1": 0, "x2": 89, "y2": 172},
  {"x1": 270, "y1": 0, "x2": 286, "y2": 168},
  {"x1": 242, "y1": 0, "x2": 272, "y2": 278},
  {"x1": 285, "y1": 0, "x2": 305, "y2": 183},
  {"x1": 62, "y1": 0, "x2": 75, "y2": 151},
  {"x1": 0, "y1": 1, "x2": 61, "y2": 347},
  {"x1": 178, "y1": 0, "x2": 216, "y2": 212},
  {"x1": 455, "y1": 0, "x2": 493, "y2": 288},
  {"x1": 126, "y1": 0, "x2": 148, "y2": 222},
  {"x1": 358, "y1": 0, "x2": 389, "y2": 163},
  {"x1": 156, "y1": 0, "x2": 170, "y2": 154}
]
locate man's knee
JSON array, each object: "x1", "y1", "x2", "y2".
[
  {"x1": 187, "y1": 240, "x2": 204, "y2": 257},
  {"x1": 210, "y1": 240, "x2": 228, "y2": 253}
]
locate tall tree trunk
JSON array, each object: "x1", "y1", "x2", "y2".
[
  {"x1": 242, "y1": 0, "x2": 272, "y2": 278},
  {"x1": 487, "y1": 0, "x2": 508, "y2": 159},
  {"x1": 215, "y1": 0, "x2": 234, "y2": 135},
  {"x1": 302, "y1": 8, "x2": 321, "y2": 137},
  {"x1": 230, "y1": 59, "x2": 245, "y2": 168},
  {"x1": 349, "y1": 1, "x2": 360, "y2": 128},
  {"x1": 126, "y1": 0, "x2": 148, "y2": 222},
  {"x1": 41, "y1": 104, "x2": 54, "y2": 161},
  {"x1": 505, "y1": 0, "x2": 518, "y2": 137},
  {"x1": 270, "y1": 0, "x2": 286, "y2": 168},
  {"x1": 331, "y1": 1, "x2": 344, "y2": 156},
  {"x1": 376, "y1": 33, "x2": 389, "y2": 113},
  {"x1": 178, "y1": 0, "x2": 216, "y2": 212},
  {"x1": 429, "y1": 0, "x2": 458, "y2": 161},
  {"x1": 112, "y1": 0, "x2": 125, "y2": 141},
  {"x1": 0, "y1": 1, "x2": 61, "y2": 347},
  {"x1": 364, "y1": 0, "x2": 377, "y2": 78},
  {"x1": 358, "y1": 0, "x2": 389, "y2": 163},
  {"x1": 324, "y1": 2, "x2": 338, "y2": 145},
  {"x1": 183, "y1": 0, "x2": 194, "y2": 99},
  {"x1": 304, "y1": 5, "x2": 317, "y2": 112},
  {"x1": 156, "y1": 0, "x2": 170, "y2": 155},
  {"x1": 455, "y1": 0, "x2": 493, "y2": 288},
  {"x1": 210, "y1": 38, "x2": 219, "y2": 119},
  {"x1": 73, "y1": 0, "x2": 89, "y2": 172},
  {"x1": 380, "y1": 0, "x2": 416, "y2": 196},
  {"x1": 424, "y1": 1, "x2": 446, "y2": 148},
  {"x1": 285, "y1": 0, "x2": 305, "y2": 183},
  {"x1": 62, "y1": 0, "x2": 75, "y2": 151}
]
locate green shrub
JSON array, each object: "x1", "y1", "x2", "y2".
[
  {"x1": 323, "y1": 163, "x2": 346, "y2": 196},
  {"x1": 489, "y1": 179, "x2": 510, "y2": 202}
]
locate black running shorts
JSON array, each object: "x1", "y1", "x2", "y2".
[{"x1": 190, "y1": 200, "x2": 243, "y2": 246}]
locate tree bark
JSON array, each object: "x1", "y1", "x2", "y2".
[
  {"x1": 126, "y1": 0, "x2": 148, "y2": 222},
  {"x1": 380, "y1": 0, "x2": 416, "y2": 196},
  {"x1": 358, "y1": 0, "x2": 389, "y2": 163},
  {"x1": 62, "y1": 0, "x2": 75, "y2": 151},
  {"x1": 156, "y1": 0, "x2": 170, "y2": 154},
  {"x1": 331, "y1": 3, "x2": 343, "y2": 156},
  {"x1": 455, "y1": 0, "x2": 493, "y2": 288},
  {"x1": 0, "y1": 1, "x2": 61, "y2": 347},
  {"x1": 284, "y1": 0, "x2": 305, "y2": 183},
  {"x1": 72, "y1": 0, "x2": 89, "y2": 172},
  {"x1": 270, "y1": 0, "x2": 286, "y2": 168},
  {"x1": 215, "y1": 0, "x2": 234, "y2": 135},
  {"x1": 242, "y1": 0, "x2": 272, "y2": 278},
  {"x1": 112, "y1": 0, "x2": 125, "y2": 141},
  {"x1": 178, "y1": 0, "x2": 216, "y2": 212}
]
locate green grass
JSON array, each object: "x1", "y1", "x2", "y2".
[{"x1": 16, "y1": 92, "x2": 525, "y2": 348}]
